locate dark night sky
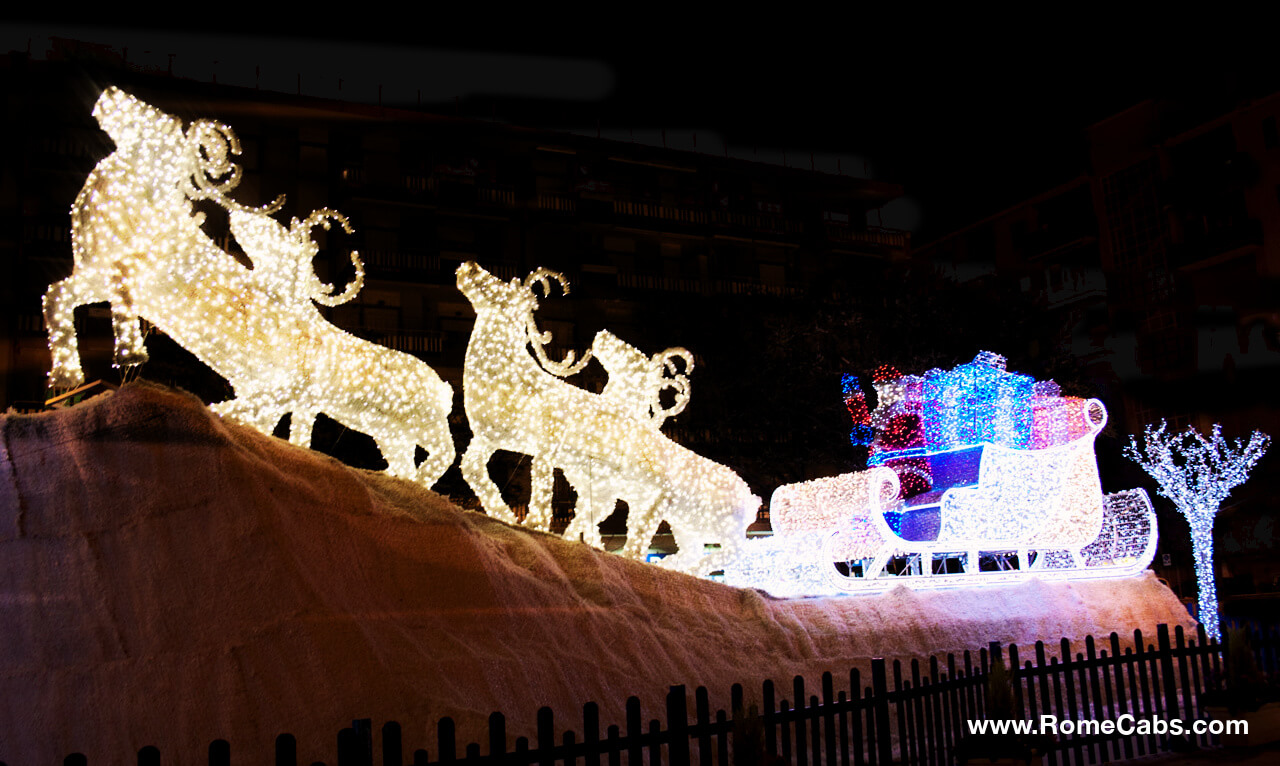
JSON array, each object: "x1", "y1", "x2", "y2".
[{"x1": 4, "y1": 17, "x2": 1276, "y2": 242}]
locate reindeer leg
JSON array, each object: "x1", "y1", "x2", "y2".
[
  {"x1": 377, "y1": 436, "x2": 416, "y2": 480},
  {"x1": 413, "y1": 413, "x2": 456, "y2": 490},
  {"x1": 42, "y1": 275, "x2": 101, "y2": 390},
  {"x1": 288, "y1": 409, "x2": 316, "y2": 449},
  {"x1": 526, "y1": 456, "x2": 554, "y2": 531},
  {"x1": 665, "y1": 520, "x2": 705, "y2": 574},
  {"x1": 110, "y1": 303, "x2": 148, "y2": 371},
  {"x1": 619, "y1": 490, "x2": 665, "y2": 561},
  {"x1": 461, "y1": 436, "x2": 519, "y2": 524}
]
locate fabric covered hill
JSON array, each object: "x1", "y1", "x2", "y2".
[{"x1": 0, "y1": 384, "x2": 1196, "y2": 764}]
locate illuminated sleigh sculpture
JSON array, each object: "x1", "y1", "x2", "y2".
[
  {"x1": 455, "y1": 260, "x2": 760, "y2": 575},
  {"x1": 42, "y1": 87, "x2": 456, "y2": 486},
  {"x1": 725, "y1": 353, "x2": 1157, "y2": 596}
]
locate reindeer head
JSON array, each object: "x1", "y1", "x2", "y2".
[
  {"x1": 230, "y1": 207, "x2": 363, "y2": 306},
  {"x1": 456, "y1": 262, "x2": 589, "y2": 376},
  {"x1": 93, "y1": 86, "x2": 191, "y2": 184}
]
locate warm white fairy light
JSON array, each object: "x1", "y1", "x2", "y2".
[
  {"x1": 768, "y1": 467, "x2": 901, "y2": 539},
  {"x1": 43, "y1": 87, "x2": 456, "y2": 486},
  {"x1": 455, "y1": 261, "x2": 760, "y2": 575},
  {"x1": 1124, "y1": 422, "x2": 1270, "y2": 641},
  {"x1": 593, "y1": 330, "x2": 694, "y2": 427}
]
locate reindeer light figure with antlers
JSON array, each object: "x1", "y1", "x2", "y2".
[
  {"x1": 42, "y1": 87, "x2": 456, "y2": 486},
  {"x1": 456, "y1": 261, "x2": 759, "y2": 574}
]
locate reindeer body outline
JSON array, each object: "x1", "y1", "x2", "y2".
[
  {"x1": 43, "y1": 87, "x2": 455, "y2": 487},
  {"x1": 455, "y1": 260, "x2": 759, "y2": 573}
]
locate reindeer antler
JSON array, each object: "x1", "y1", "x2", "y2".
[
  {"x1": 522, "y1": 268, "x2": 592, "y2": 377},
  {"x1": 183, "y1": 119, "x2": 285, "y2": 214},
  {"x1": 647, "y1": 347, "x2": 695, "y2": 424},
  {"x1": 292, "y1": 209, "x2": 364, "y2": 307}
]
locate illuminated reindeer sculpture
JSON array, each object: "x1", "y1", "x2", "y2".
[
  {"x1": 456, "y1": 261, "x2": 760, "y2": 574},
  {"x1": 42, "y1": 87, "x2": 455, "y2": 486}
]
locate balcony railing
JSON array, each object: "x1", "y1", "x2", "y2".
[
  {"x1": 613, "y1": 199, "x2": 708, "y2": 225},
  {"x1": 478, "y1": 185, "x2": 516, "y2": 207},
  {"x1": 402, "y1": 174, "x2": 434, "y2": 194},
  {"x1": 711, "y1": 209, "x2": 801, "y2": 235},
  {"x1": 824, "y1": 224, "x2": 909, "y2": 249},
  {"x1": 713, "y1": 279, "x2": 805, "y2": 298},
  {"x1": 361, "y1": 249, "x2": 439, "y2": 274},
  {"x1": 536, "y1": 191, "x2": 577, "y2": 213},
  {"x1": 616, "y1": 272, "x2": 702, "y2": 293},
  {"x1": 352, "y1": 329, "x2": 445, "y2": 356}
]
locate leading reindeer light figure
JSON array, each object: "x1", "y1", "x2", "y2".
[
  {"x1": 42, "y1": 87, "x2": 456, "y2": 486},
  {"x1": 456, "y1": 261, "x2": 760, "y2": 575}
]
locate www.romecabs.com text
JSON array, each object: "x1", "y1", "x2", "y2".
[{"x1": 967, "y1": 714, "x2": 1247, "y2": 737}]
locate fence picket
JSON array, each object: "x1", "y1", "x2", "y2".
[
  {"x1": 822, "y1": 673, "x2": 836, "y2": 766},
  {"x1": 930, "y1": 657, "x2": 952, "y2": 766},
  {"x1": 713, "y1": 709, "x2": 728, "y2": 766},
  {"x1": 762, "y1": 680, "x2": 776, "y2": 759},
  {"x1": 792, "y1": 677, "x2": 808, "y2": 766},
  {"x1": 870, "y1": 658, "x2": 892, "y2": 766},
  {"x1": 439, "y1": 717, "x2": 457, "y2": 763},
  {"x1": 585, "y1": 702, "x2": 602, "y2": 766},
  {"x1": 848, "y1": 670, "x2": 865, "y2": 766},
  {"x1": 627, "y1": 697, "x2": 643, "y2": 766},
  {"x1": 667, "y1": 686, "x2": 690, "y2": 766},
  {"x1": 893, "y1": 660, "x2": 909, "y2": 766}
]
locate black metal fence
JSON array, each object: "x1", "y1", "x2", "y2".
[{"x1": 23, "y1": 621, "x2": 1280, "y2": 766}]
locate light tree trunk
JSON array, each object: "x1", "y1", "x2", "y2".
[{"x1": 1189, "y1": 524, "x2": 1220, "y2": 641}]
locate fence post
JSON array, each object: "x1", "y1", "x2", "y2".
[
  {"x1": 668, "y1": 685, "x2": 691, "y2": 766},
  {"x1": 138, "y1": 745, "x2": 160, "y2": 766},
  {"x1": 209, "y1": 739, "x2": 231, "y2": 766},
  {"x1": 275, "y1": 733, "x2": 297, "y2": 766},
  {"x1": 627, "y1": 697, "x2": 643, "y2": 766},
  {"x1": 1157, "y1": 624, "x2": 1180, "y2": 722},
  {"x1": 584, "y1": 701, "x2": 602, "y2": 766},
  {"x1": 870, "y1": 658, "x2": 893, "y2": 766},
  {"x1": 382, "y1": 723, "x2": 402, "y2": 766},
  {"x1": 354, "y1": 719, "x2": 373, "y2": 766},
  {"x1": 439, "y1": 717, "x2": 457, "y2": 763},
  {"x1": 490, "y1": 712, "x2": 508, "y2": 762},
  {"x1": 537, "y1": 707, "x2": 556, "y2": 766}
]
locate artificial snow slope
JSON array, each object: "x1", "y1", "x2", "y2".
[{"x1": 0, "y1": 384, "x2": 1196, "y2": 765}]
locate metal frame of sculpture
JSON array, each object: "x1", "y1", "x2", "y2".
[{"x1": 42, "y1": 87, "x2": 456, "y2": 486}]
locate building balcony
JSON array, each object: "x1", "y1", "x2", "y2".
[
  {"x1": 1037, "y1": 270, "x2": 1108, "y2": 310},
  {"x1": 616, "y1": 272, "x2": 702, "y2": 294},
  {"x1": 360, "y1": 249, "x2": 440, "y2": 276},
  {"x1": 824, "y1": 223, "x2": 909, "y2": 250},
  {"x1": 536, "y1": 191, "x2": 577, "y2": 214},
  {"x1": 1168, "y1": 217, "x2": 1262, "y2": 270},
  {"x1": 713, "y1": 278, "x2": 805, "y2": 299},
  {"x1": 613, "y1": 199, "x2": 708, "y2": 226},
  {"x1": 348, "y1": 328, "x2": 445, "y2": 357}
]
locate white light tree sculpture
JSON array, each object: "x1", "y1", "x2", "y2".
[{"x1": 1124, "y1": 421, "x2": 1270, "y2": 640}]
